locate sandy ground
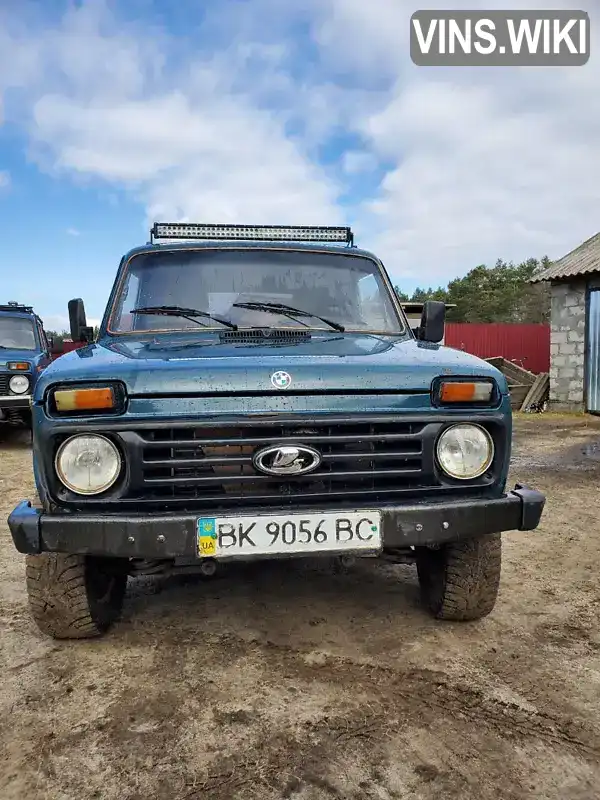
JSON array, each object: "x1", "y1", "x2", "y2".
[{"x1": 1, "y1": 415, "x2": 600, "y2": 800}]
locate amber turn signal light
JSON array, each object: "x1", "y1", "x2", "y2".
[
  {"x1": 54, "y1": 387, "x2": 116, "y2": 412},
  {"x1": 8, "y1": 362, "x2": 30, "y2": 371},
  {"x1": 439, "y1": 381, "x2": 493, "y2": 403}
]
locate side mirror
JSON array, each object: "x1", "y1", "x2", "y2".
[
  {"x1": 47, "y1": 335, "x2": 54, "y2": 351},
  {"x1": 68, "y1": 298, "x2": 94, "y2": 343},
  {"x1": 418, "y1": 300, "x2": 445, "y2": 343}
]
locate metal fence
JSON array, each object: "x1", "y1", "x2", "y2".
[{"x1": 444, "y1": 323, "x2": 550, "y2": 374}]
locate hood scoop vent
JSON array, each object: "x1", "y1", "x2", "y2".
[{"x1": 219, "y1": 329, "x2": 312, "y2": 344}]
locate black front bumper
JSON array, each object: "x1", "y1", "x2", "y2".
[
  {"x1": 8, "y1": 484, "x2": 545, "y2": 558},
  {"x1": 0, "y1": 394, "x2": 31, "y2": 409}
]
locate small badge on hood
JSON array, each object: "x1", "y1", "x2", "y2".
[{"x1": 271, "y1": 370, "x2": 291, "y2": 389}]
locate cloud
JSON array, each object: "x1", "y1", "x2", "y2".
[
  {"x1": 2, "y1": 1, "x2": 343, "y2": 232},
  {"x1": 1, "y1": 0, "x2": 599, "y2": 296},
  {"x1": 0, "y1": 170, "x2": 9, "y2": 189},
  {"x1": 41, "y1": 314, "x2": 71, "y2": 333},
  {"x1": 66, "y1": 227, "x2": 80, "y2": 236},
  {"x1": 32, "y1": 90, "x2": 342, "y2": 225},
  {"x1": 341, "y1": 151, "x2": 379, "y2": 175},
  {"x1": 42, "y1": 314, "x2": 100, "y2": 333},
  {"x1": 311, "y1": 0, "x2": 600, "y2": 283}
]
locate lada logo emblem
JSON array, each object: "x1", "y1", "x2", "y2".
[
  {"x1": 253, "y1": 444, "x2": 322, "y2": 476},
  {"x1": 271, "y1": 370, "x2": 291, "y2": 389}
]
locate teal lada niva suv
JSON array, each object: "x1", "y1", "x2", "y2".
[
  {"x1": 7, "y1": 224, "x2": 545, "y2": 638},
  {"x1": 0, "y1": 302, "x2": 52, "y2": 428}
]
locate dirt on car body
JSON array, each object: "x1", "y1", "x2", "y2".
[{"x1": 1, "y1": 415, "x2": 600, "y2": 800}]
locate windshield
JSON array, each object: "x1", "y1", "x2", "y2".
[
  {"x1": 110, "y1": 249, "x2": 404, "y2": 334},
  {"x1": 0, "y1": 316, "x2": 36, "y2": 350}
]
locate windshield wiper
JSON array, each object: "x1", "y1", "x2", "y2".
[
  {"x1": 232, "y1": 301, "x2": 345, "y2": 332},
  {"x1": 131, "y1": 305, "x2": 237, "y2": 330}
]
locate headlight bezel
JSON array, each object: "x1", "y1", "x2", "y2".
[
  {"x1": 435, "y1": 422, "x2": 495, "y2": 481},
  {"x1": 9, "y1": 374, "x2": 31, "y2": 394},
  {"x1": 54, "y1": 433, "x2": 123, "y2": 496}
]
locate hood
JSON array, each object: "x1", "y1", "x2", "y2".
[
  {"x1": 36, "y1": 332, "x2": 508, "y2": 397},
  {"x1": 0, "y1": 348, "x2": 39, "y2": 368}
]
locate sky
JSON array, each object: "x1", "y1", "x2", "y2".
[{"x1": 0, "y1": 0, "x2": 599, "y2": 332}]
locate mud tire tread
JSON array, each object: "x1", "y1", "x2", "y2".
[
  {"x1": 25, "y1": 553, "x2": 127, "y2": 639},
  {"x1": 417, "y1": 534, "x2": 502, "y2": 621}
]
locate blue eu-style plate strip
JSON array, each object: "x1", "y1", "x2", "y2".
[{"x1": 198, "y1": 518, "x2": 217, "y2": 537}]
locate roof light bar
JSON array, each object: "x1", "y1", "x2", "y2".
[
  {"x1": 150, "y1": 223, "x2": 354, "y2": 246},
  {"x1": 0, "y1": 303, "x2": 34, "y2": 314}
]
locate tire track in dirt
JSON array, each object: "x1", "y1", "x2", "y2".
[
  {"x1": 114, "y1": 617, "x2": 600, "y2": 762},
  {"x1": 75, "y1": 627, "x2": 598, "y2": 800},
  {"x1": 167, "y1": 644, "x2": 599, "y2": 800},
  {"x1": 228, "y1": 636, "x2": 600, "y2": 758},
  {"x1": 17, "y1": 624, "x2": 598, "y2": 800}
]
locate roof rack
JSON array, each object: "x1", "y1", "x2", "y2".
[
  {"x1": 0, "y1": 302, "x2": 34, "y2": 314},
  {"x1": 150, "y1": 222, "x2": 354, "y2": 246}
]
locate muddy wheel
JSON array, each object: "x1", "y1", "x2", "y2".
[
  {"x1": 25, "y1": 553, "x2": 128, "y2": 639},
  {"x1": 416, "y1": 533, "x2": 501, "y2": 621}
]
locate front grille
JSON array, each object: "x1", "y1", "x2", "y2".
[
  {"x1": 128, "y1": 417, "x2": 438, "y2": 510},
  {"x1": 0, "y1": 373, "x2": 9, "y2": 395},
  {"x1": 48, "y1": 414, "x2": 505, "y2": 512}
]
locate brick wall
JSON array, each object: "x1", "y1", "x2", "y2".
[{"x1": 550, "y1": 280, "x2": 586, "y2": 411}]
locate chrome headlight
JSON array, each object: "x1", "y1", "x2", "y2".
[
  {"x1": 436, "y1": 423, "x2": 494, "y2": 480},
  {"x1": 9, "y1": 374, "x2": 30, "y2": 394},
  {"x1": 55, "y1": 434, "x2": 121, "y2": 495}
]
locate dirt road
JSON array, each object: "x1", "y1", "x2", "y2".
[{"x1": 1, "y1": 415, "x2": 600, "y2": 800}]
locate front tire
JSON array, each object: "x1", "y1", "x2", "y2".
[
  {"x1": 416, "y1": 533, "x2": 501, "y2": 621},
  {"x1": 25, "y1": 553, "x2": 128, "y2": 639}
]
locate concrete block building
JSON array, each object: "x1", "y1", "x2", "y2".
[{"x1": 531, "y1": 233, "x2": 600, "y2": 413}]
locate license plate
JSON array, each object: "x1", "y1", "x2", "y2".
[{"x1": 196, "y1": 511, "x2": 382, "y2": 559}]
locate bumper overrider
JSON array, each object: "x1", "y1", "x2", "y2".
[{"x1": 8, "y1": 484, "x2": 545, "y2": 559}]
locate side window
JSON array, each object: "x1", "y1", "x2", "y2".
[
  {"x1": 357, "y1": 274, "x2": 389, "y2": 329},
  {"x1": 116, "y1": 273, "x2": 140, "y2": 331},
  {"x1": 37, "y1": 320, "x2": 48, "y2": 352}
]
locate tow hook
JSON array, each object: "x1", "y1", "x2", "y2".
[{"x1": 199, "y1": 558, "x2": 218, "y2": 577}]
